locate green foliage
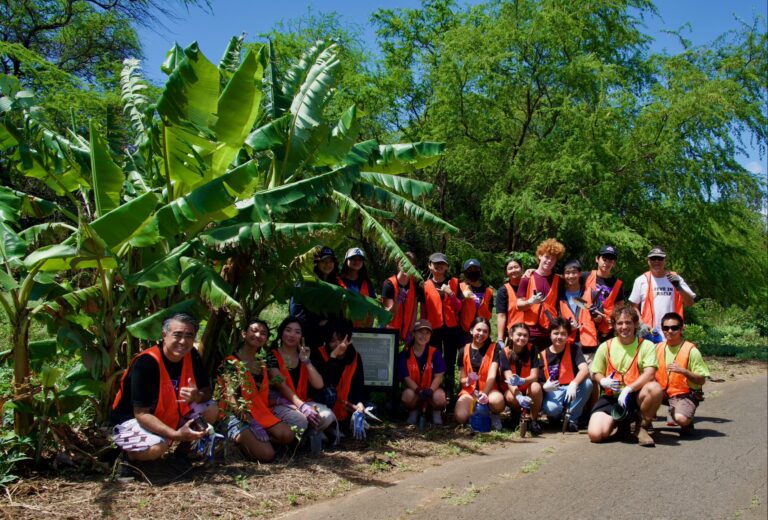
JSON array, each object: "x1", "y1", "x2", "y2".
[{"x1": 685, "y1": 299, "x2": 768, "y2": 361}]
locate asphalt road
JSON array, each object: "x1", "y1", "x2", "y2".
[{"x1": 280, "y1": 374, "x2": 768, "y2": 520}]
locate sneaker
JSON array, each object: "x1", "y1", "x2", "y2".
[
  {"x1": 406, "y1": 410, "x2": 419, "y2": 425},
  {"x1": 490, "y1": 414, "x2": 503, "y2": 431},
  {"x1": 636, "y1": 426, "x2": 655, "y2": 447},
  {"x1": 641, "y1": 419, "x2": 655, "y2": 434},
  {"x1": 680, "y1": 423, "x2": 695, "y2": 437},
  {"x1": 566, "y1": 421, "x2": 579, "y2": 433},
  {"x1": 115, "y1": 453, "x2": 135, "y2": 482},
  {"x1": 530, "y1": 420, "x2": 542, "y2": 436},
  {"x1": 431, "y1": 410, "x2": 443, "y2": 425}
]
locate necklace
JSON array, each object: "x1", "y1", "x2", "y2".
[{"x1": 279, "y1": 345, "x2": 298, "y2": 369}]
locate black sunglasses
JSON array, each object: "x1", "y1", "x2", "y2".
[
  {"x1": 649, "y1": 256, "x2": 665, "y2": 261},
  {"x1": 662, "y1": 325, "x2": 681, "y2": 332}
]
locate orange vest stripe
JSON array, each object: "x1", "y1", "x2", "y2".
[
  {"x1": 459, "y1": 343, "x2": 497, "y2": 396},
  {"x1": 273, "y1": 348, "x2": 309, "y2": 401},
  {"x1": 503, "y1": 283, "x2": 519, "y2": 327},
  {"x1": 604, "y1": 338, "x2": 641, "y2": 395},
  {"x1": 640, "y1": 271, "x2": 685, "y2": 328},
  {"x1": 511, "y1": 275, "x2": 560, "y2": 329},
  {"x1": 386, "y1": 275, "x2": 417, "y2": 340},
  {"x1": 219, "y1": 355, "x2": 280, "y2": 429},
  {"x1": 655, "y1": 341, "x2": 696, "y2": 397},
  {"x1": 424, "y1": 278, "x2": 460, "y2": 329},
  {"x1": 501, "y1": 344, "x2": 533, "y2": 392},
  {"x1": 459, "y1": 283, "x2": 494, "y2": 331},
  {"x1": 540, "y1": 343, "x2": 576, "y2": 385},
  {"x1": 584, "y1": 271, "x2": 622, "y2": 334},
  {"x1": 558, "y1": 299, "x2": 598, "y2": 347},
  {"x1": 406, "y1": 346, "x2": 436, "y2": 388},
  {"x1": 318, "y1": 346, "x2": 359, "y2": 421}
]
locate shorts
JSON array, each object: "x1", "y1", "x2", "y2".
[
  {"x1": 111, "y1": 400, "x2": 215, "y2": 452},
  {"x1": 592, "y1": 393, "x2": 639, "y2": 423},
  {"x1": 221, "y1": 414, "x2": 268, "y2": 441},
  {"x1": 665, "y1": 394, "x2": 699, "y2": 420},
  {"x1": 582, "y1": 350, "x2": 596, "y2": 370}
]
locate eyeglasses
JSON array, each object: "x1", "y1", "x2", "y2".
[
  {"x1": 169, "y1": 332, "x2": 196, "y2": 340},
  {"x1": 661, "y1": 325, "x2": 681, "y2": 332},
  {"x1": 648, "y1": 257, "x2": 665, "y2": 261}
]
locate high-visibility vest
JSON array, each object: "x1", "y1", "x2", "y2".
[
  {"x1": 640, "y1": 271, "x2": 685, "y2": 329},
  {"x1": 459, "y1": 343, "x2": 497, "y2": 397},
  {"x1": 603, "y1": 338, "x2": 642, "y2": 396},
  {"x1": 501, "y1": 343, "x2": 533, "y2": 392},
  {"x1": 655, "y1": 341, "x2": 697, "y2": 397},
  {"x1": 539, "y1": 343, "x2": 576, "y2": 385},
  {"x1": 509, "y1": 274, "x2": 560, "y2": 330},
  {"x1": 219, "y1": 355, "x2": 280, "y2": 429},
  {"x1": 502, "y1": 282, "x2": 519, "y2": 328},
  {"x1": 405, "y1": 345, "x2": 437, "y2": 388},
  {"x1": 584, "y1": 271, "x2": 622, "y2": 335},
  {"x1": 459, "y1": 283, "x2": 494, "y2": 332},
  {"x1": 318, "y1": 345, "x2": 360, "y2": 421},
  {"x1": 558, "y1": 298, "x2": 598, "y2": 348},
  {"x1": 424, "y1": 277, "x2": 460, "y2": 329},
  {"x1": 112, "y1": 345, "x2": 195, "y2": 430},
  {"x1": 386, "y1": 275, "x2": 417, "y2": 340},
  {"x1": 273, "y1": 348, "x2": 309, "y2": 401}
]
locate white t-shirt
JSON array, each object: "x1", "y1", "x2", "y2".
[{"x1": 629, "y1": 273, "x2": 695, "y2": 330}]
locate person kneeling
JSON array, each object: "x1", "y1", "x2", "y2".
[
  {"x1": 539, "y1": 318, "x2": 593, "y2": 432},
  {"x1": 111, "y1": 313, "x2": 219, "y2": 462},
  {"x1": 588, "y1": 304, "x2": 662, "y2": 446},
  {"x1": 500, "y1": 323, "x2": 544, "y2": 435},
  {"x1": 455, "y1": 318, "x2": 505, "y2": 430},
  {"x1": 398, "y1": 319, "x2": 447, "y2": 426}
]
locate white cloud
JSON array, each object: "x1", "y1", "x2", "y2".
[{"x1": 746, "y1": 161, "x2": 765, "y2": 175}]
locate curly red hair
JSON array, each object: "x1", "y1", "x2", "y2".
[{"x1": 535, "y1": 238, "x2": 566, "y2": 260}]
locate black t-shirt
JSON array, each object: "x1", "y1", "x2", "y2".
[
  {"x1": 313, "y1": 344, "x2": 367, "y2": 406},
  {"x1": 110, "y1": 346, "x2": 210, "y2": 424},
  {"x1": 459, "y1": 343, "x2": 500, "y2": 373},
  {"x1": 495, "y1": 283, "x2": 519, "y2": 314},
  {"x1": 580, "y1": 271, "x2": 625, "y2": 303},
  {"x1": 502, "y1": 345, "x2": 542, "y2": 374},
  {"x1": 538, "y1": 345, "x2": 586, "y2": 382},
  {"x1": 381, "y1": 277, "x2": 424, "y2": 303},
  {"x1": 463, "y1": 282, "x2": 494, "y2": 311}
]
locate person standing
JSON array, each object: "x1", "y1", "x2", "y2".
[
  {"x1": 629, "y1": 247, "x2": 695, "y2": 342},
  {"x1": 290, "y1": 245, "x2": 340, "y2": 348},
  {"x1": 496, "y1": 258, "x2": 524, "y2": 344},
  {"x1": 382, "y1": 252, "x2": 422, "y2": 345},
  {"x1": 582, "y1": 245, "x2": 624, "y2": 343},
  {"x1": 459, "y1": 258, "x2": 494, "y2": 345}
]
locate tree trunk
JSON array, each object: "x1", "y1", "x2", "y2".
[{"x1": 12, "y1": 310, "x2": 33, "y2": 436}]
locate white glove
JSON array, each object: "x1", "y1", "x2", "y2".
[
  {"x1": 618, "y1": 386, "x2": 633, "y2": 408},
  {"x1": 515, "y1": 394, "x2": 532, "y2": 409},
  {"x1": 565, "y1": 381, "x2": 578, "y2": 403},
  {"x1": 542, "y1": 378, "x2": 559, "y2": 392},
  {"x1": 506, "y1": 374, "x2": 526, "y2": 387}
]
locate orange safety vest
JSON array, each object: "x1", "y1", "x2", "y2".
[
  {"x1": 510, "y1": 274, "x2": 560, "y2": 330},
  {"x1": 318, "y1": 346, "x2": 360, "y2": 421},
  {"x1": 219, "y1": 355, "x2": 280, "y2": 429},
  {"x1": 558, "y1": 298, "x2": 598, "y2": 348},
  {"x1": 112, "y1": 345, "x2": 195, "y2": 430},
  {"x1": 502, "y1": 283, "x2": 520, "y2": 329},
  {"x1": 603, "y1": 338, "x2": 642, "y2": 396},
  {"x1": 386, "y1": 275, "x2": 417, "y2": 340},
  {"x1": 273, "y1": 348, "x2": 310, "y2": 402},
  {"x1": 338, "y1": 276, "x2": 373, "y2": 328},
  {"x1": 584, "y1": 271, "x2": 622, "y2": 335},
  {"x1": 424, "y1": 277, "x2": 460, "y2": 329},
  {"x1": 501, "y1": 343, "x2": 533, "y2": 392},
  {"x1": 540, "y1": 343, "x2": 576, "y2": 385},
  {"x1": 459, "y1": 343, "x2": 497, "y2": 397},
  {"x1": 640, "y1": 271, "x2": 685, "y2": 329},
  {"x1": 655, "y1": 341, "x2": 697, "y2": 397},
  {"x1": 406, "y1": 345, "x2": 437, "y2": 388},
  {"x1": 459, "y1": 283, "x2": 494, "y2": 332}
]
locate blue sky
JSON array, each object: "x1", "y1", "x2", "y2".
[{"x1": 136, "y1": 0, "x2": 767, "y2": 174}]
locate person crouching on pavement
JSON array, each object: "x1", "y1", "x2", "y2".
[
  {"x1": 588, "y1": 304, "x2": 662, "y2": 446},
  {"x1": 500, "y1": 322, "x2": 544, "y2": 435},
  {"x1": 655, "y1": 312, "x2": 709, "y2": 435},
  {"x1": 217, "y1": 318, "x2": 295, "y2": 462},
  {"x1": 111, "y1": 313, "x2": 219, "y2": 461},
  {"x1": 398, "y1": 319, "x2": 448, "y2": 426},
  {"x1": 455, "y1": 317, "x2": 505, "y2": 430},
  {"x1": 539, "y1": 317, "x2": 593, "y2": 432}
]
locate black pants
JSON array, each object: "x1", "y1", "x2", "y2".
[{"x1": 431, "y1": 326, "x2": 463, "y2": 404}]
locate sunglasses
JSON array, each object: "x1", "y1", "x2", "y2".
[
  {"x1": 661, "y1": 325, "x2": 681, "y2": 332},
  {"x1": 648, "y1": 257, "x2": 665, "y2": 261}
]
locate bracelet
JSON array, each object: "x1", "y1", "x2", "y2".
[{"x1": 301, "y1": 358, "x2": 312, "y2": 366}]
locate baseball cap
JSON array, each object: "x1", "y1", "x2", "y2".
[
  {"x1": 462, "y1": 258, "x2": 481, "y2": 271},
  {"x1": 647, "y1": 247, "x2": 666, "y2": 258},
  {"x1": 428, "y1": 252, "x2": 448, "y2": 264},
  {"x1": 598, "y1": 245, "x2": 618, "y2": 258},
  {"x1": 413, "y1": 319, "x2": 433, "y2": 332},
  {"x1": 316, "y1": 246, "x2": 335, "y2": 261},
  {"x1": 564, "y1": 259, "x2": 582, "y2": 271},
  {"x1": 345, "y1": 247, "x2": 366, "y2": 261}
]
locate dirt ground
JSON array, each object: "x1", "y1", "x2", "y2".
[{"x1": 1, "y1": 358, "x2": 765, "y2": 520}]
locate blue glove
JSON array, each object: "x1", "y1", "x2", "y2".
[
  {"x1": 515, "y1": 394, "x2": 532, "y2": 409},
  {"x1": 323, "y1": 386, "x2": 338, "y2": 408},
  {"x1": 352, "y1": 410, "x2": 368, "y2": 440},
  {"x1": 506, "y1": 374, "x2": 526, "y2": 387},
  {"x1": 618, "y1": 386, "x2": 633, "y2": 408}
]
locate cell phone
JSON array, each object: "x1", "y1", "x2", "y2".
[{"x1": 189, "y1": 416, "x2": 208, "y2": 432}]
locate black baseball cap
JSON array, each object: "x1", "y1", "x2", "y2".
[
  {"x1": 647, "y1": 246, "x2": 666, "y2": 258},
  {"x1": 429, "y1": 252, "x2": 448, "y2": 264},
  {"x1": 597, "y1": 245, "x2": 618, "y2": 258}
]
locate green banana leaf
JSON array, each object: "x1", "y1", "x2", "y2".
[
  {"x1": 199, "y1": 221, "x2": 343, "y2": 250},
  {"x1": 354, "y1": 182, "x2": 458, "y2": 232},
  {"x1": 359, "y1": 171, "x2": 434, "y2": 199},
  {"x1": 89, "y1": 191, "x2": 159, "y2": 250},
  {"x1": 294, "y1": 275, "x2": 392, "y2": 324},
  {"x1": 244, "y1": 113, "x2": 291, "y2": 152},
  {"x1": 316, "y1": 104, "x2": 361, "y2": 167},
  {"x1": 179, "y1": 257, "x2": 242, "y2": 315},
  {"x1": 124, "y1": 242, "x2": 191, "y2": 288},
  {"x1": 215, "y1": 46, "x2": 264, "y2": 148},
  {"x1": 218, "y1": 34, "x2": 246, "y2": 80},
  {"x1": 89, "y1": 121, "x2": 123, "y2": 217},
  {"x1": 127, "y1": 299, "x2": 200, "y2": 340}
]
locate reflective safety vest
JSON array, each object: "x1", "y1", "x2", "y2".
[
  {"x1": 338, "y1": 276, "x2": 373, "y2": 328},
  {"x1": 459, "y1": 282, "x2": 494, "y2": 332},
  {"x1": 460, "y1": 343, "x2": 497, "y2": 397},
  {"x1": 386, "y1": 275, "x2": 417, "y2": 341},
  {"x1": 501, "y1": 343, "x2": 533, "y2": 392},
  {"x1": 424, "y1": 277, "x2": 460, "y2": 329},
  {"x1": 603, "y1": 338, "x2": 642, "y2": 396},
  {"x1": 539, "y1": 344, "x2": 576, "y2": 385},
  {"x1": 273, "y1": 348, "x2": 309, "y2": 401},
  {"x1": 584, "y1": 271, "x2": 622, "y2": 335},
  {"x1": 640, "y1": 271, "x2": 685, "y2": 329},
  {"x1": 558, "y1": 298, "x2": 598, "y2": 348},
  {"x1": 405, "y1": 345, "x2": 437, "y2": 388},
  {"x1": 502, "y1": 283, "x2": 519, "y2": 329},
  {"x1": 220, "y1": 355, "x2": 280, "y2": 429},
  {"x1": 655, "y1": 341, "x2": 697, "y2": 397},
  {"x1": 318, "y1": 346, "x2": 360, "y2": 421},
  {"x1": 112, "y1": 345, "x2": 195, "y2": 430},
  {"x1": 510, "y1": 274, "x2": 560, "y2": 330}
]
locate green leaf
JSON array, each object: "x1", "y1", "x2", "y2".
[
  {"x1": 0, "y1": 269, "x2": 18, "y2": 290},
  {"x1": 89, "y1": 121, "x2": 123, "y2": 217},
  {"x1": 127, "y1": 299, "x2": 199, "y2": 340},
  {"x1": 29, "y1": 339, "x2": 56, "y2": 367},
  {"x1": 315, "y1": 104, "x2": 361, "y2": 166},
  {"x1": 218, "y1": 34, "x2": 246, "y2": 79},
  {"x1": 124, "y1": 242, "x2": 191, "y2": 288},
  {"x1": 244, "y1": 113, "x2": 291, "y2": 151},
  {"x1": 354, "y1": 182, "x2": 458, "y2": 232},
  {"x1": 366, "y1": 142, "x2": 445, "y2": 174},
  {"x1": 89, "y1": 191, "x2": 159, "y2": 250},
  {"x1": 199, "y1": 221, "x2": 343, "y2": 250},
  {"x1": 359, "y1": 171, "x2": 434, "y2": 199},
  {"x1": 294, "y1": 275, "x2": 392, "y2": 324},
  {"x1": 161, "y1": 43, "x2": 184, "y2": 76},
  {"x1": 215, "y1": 45, "x2": 264, "y2": 147},
  {"x1": 40, "y1": 364, "x2": 63, "y2": 389},
  {"x1": 0, "y1": 222, "x2": 26, "y2": 261},
  {"x1": 179, "y1": 257, "x2": 242, "y2": 315}
]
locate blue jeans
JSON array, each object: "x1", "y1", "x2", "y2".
[{"x1": 542, "y1": 379, "x2": 593, "y2": 423}]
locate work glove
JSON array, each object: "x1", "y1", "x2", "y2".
[
  {"x1": 542, "y1": 378, "x2": 559, "y2": 392},
  {"x1": 466, "y1": 372, "x2": 479, "y2": 386},
  {"x1": 530, "y1": 291, "x2": 546, "y2": 305},
  {"x1": 515, "y1": 394, "x2": 532, "y2": 409},
  {"x1": 565, "y1": 381, "x2": 578, "y2": 403},
  {"x1": 617, "y1": 386, "x2": 633, "y2": 408},
  {"x1": 352, "y1": 410, "x2": 368, "y2": 440},
  {"x1": 299, "y1": 403, "x2": 319, "y2": 424},
  {"x1": 249, "y1": 420, "x2": 270, "y2": 443},
  {"x1": 476, "y1": 392, "x2": 489, "y2": 405},
  {"x1": 506, "y1": 374, "x2": 526, "y2": 388},
  {"x1": 666, "y1": 273, "x2": 682, "y2": 288},
  {"x1": 496, "y1": 339, "x2": 506, "y2": 351},
  {"x1": 600, "y1": 377, "x2": 621, "y2": 392},
  {"x1": 418, "y1": 388, "x2": 433, "y2": 401},
  {"x1": 323, "y1": 386, "x2": 338, "y2": 408}
]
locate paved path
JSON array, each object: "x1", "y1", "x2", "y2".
[{"x1": 280, "y1": 374, "x2": 767, "y2": 520}]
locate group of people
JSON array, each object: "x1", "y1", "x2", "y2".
[{"x1": 110, "y1": 239, "x2": 710, "y2": 468}]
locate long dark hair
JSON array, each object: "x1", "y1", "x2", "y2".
[
  {"x1": 314, "y1": 249, "x2": 339, "y2": 283},
  {"x1": 270, "y1": 316, "x2": 304, "y2": 350},
  {"x1": 469, "y1": 317, "x2": 492, "y2": 349},
  {"x1": 340, "y1": 256, "x2": 372, "y2": 289}
]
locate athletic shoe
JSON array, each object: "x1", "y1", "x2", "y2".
[
  {"x1": 406, "y1": 410, "x2": 419, "y2": 425},
  {"x1": 431, "y1": 410, "x2": 443, "y2": 425},
  {"x1": 530, "y1": 420, "x2": 542, "y2": 436},
  {"x1": 566, "y1": 421, "x2": 579, "y2": 433},
  {"x1": 490, "y1": 414, "x2": 503, "y2": 431},
  {"x1": 680, "y1": 423, "x2": 695, "y2": 436},
  {"x1": 641, "y1": 419, "x2": 655, "y2": 434},
  {"x1": 666, "y1": 412, "x2": 676, "y2": 426},
  {"x1": 636, "y1": 426, "x2": 655, "y2": 447}
]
